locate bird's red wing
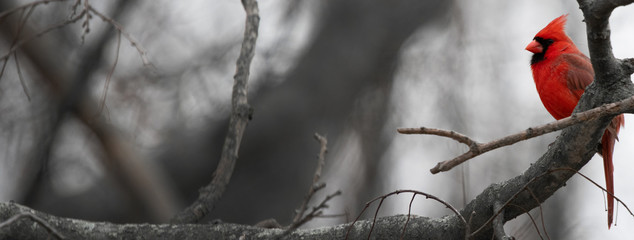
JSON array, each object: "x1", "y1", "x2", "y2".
[{"x1": 561, "y1": 53, "x2": 595, "y2": 100}]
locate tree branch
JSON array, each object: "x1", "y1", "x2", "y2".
[
  {"x1": 399, "y1": 95, "x2": 634, "y2": 174},
  {"x1": 287, "y1": 133, "x2": 341, "y2": 231},
  {"x1": 0, "y1": 212, "x2": 64, "y2": 240},
  {"x1": 492, "y1": 202, "x2": 510, "y2": 240},
  {"x1": 0, "y1": 201, "x2": 458, "y2": 240},
  {"x1": 171, "y1": 0, "x2": 259, "y2": 223},
  {"x1": 2, "y1": 0, "x2": 634, "y2": 239},
  {"x1": 0, "y1": 0, "x2": 181, "y2": 222},
  {"x1": 577, "y1": 0, "x2": 634, "y2": 86}
]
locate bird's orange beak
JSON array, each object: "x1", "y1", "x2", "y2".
[{"x1": 525, "y1": 40, "x2": 543, "y2": 53}]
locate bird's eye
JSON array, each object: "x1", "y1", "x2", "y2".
[{"x1": 534, "y1": 37, "x2": 554, "y2": 47}]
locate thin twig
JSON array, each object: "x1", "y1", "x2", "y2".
[
  {"x1": 286, "y1": 133, "x2": 339, "y2": 231},
  {"x1": 14, "y1": 53, "x2": 31, "y2": 101},
  {"x1": 11, "y1": 5, "x2": 35, "y2": 101},
  {"x1": 526, "y1": 188, "x2": 551, "y2": 240},
  {"x1": 0, "y1": 8, "x2": 87, "y2": 63},
  {"x1": 345, "y1": 189, "x2": 468, "y2": 240},
  {"x1": 0, "y1": 212, "x2": 65, "y2": 239},
  {"x1": 0, "y1": 0, "x2": 69, "y2": 20},
  {"x1": 291, "y1": 133, "x2": 328, "y2": 224},
  {"x1": 97, "y1": 31, "x2": 121, "y2": 115},
  {"x1": 366, "y1": 197, "x2": 386, "y2": 240},
  {"x1": 398, "y1": 95, "x2": 634, "y2": 174},
  {"x1": 507, "y1": 204, "x2": 544, "y2": 240},
  {"x1": 289, "y1": 190, "x2": 342, "y2": 230},
  {"x1": 492, "y1": 201, "x2": 510, "y2": 240},
  {"x1": 399, "y1": 193, "x2": 417, "y2": 240},
  {"x1": 10, "y1": 2, "x2": 35, "y2": 97},
  {"x1": 1, "y1": 3, "x2": 36, "y2": 87},
  {"x1": 87, "y1": 5, "x2": 154, "y2": 68},
  {"x1": 469, "y1": 167, "x2": 634, "y2": 237},
  {"x1": 79, "y1": 0, "x2": 91, "y2": 43},
  {"x1": 565, "y1": 168, "x2": 634, "y2": 217},
  {"x1": 171, "y1": 0, "x2": 259, "y2": 223}
]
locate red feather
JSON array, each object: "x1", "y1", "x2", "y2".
[{"x1": 526, "y1": 15, "x2": 624, "y2": 229}]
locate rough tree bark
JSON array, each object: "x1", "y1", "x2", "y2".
[{"x1": 1, "y1": 0, "x2": 634, "y2": 239}]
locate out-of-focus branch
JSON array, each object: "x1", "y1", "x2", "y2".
[
  {"x1": 0, "y1": 0, "x2": 180, "y2": 222},
  {"x1": 87, "y1": 5, "x2": 153, "y2": 67},
  {"x1": 398, "y1": 95, "x2": 634, "y2": 174},
  {"x1": 0, "y1": 3, "x2": 85, "y2": 65},
  {"x1": 0, "y1": 212, "x2": 64, "y2": 240},
  {"x1": 171, "y1": 0, "x2": 259, "y2": 223}
]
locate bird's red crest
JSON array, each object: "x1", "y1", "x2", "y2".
[{"x1": 535, "y1": 14, "x2": 572, "y2": 43}]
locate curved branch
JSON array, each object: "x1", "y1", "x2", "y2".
[
  {"x1": 345, "y1": 189, "x2": 468, "y2": 239},
  {"x1": 171, "y1": 0, "x2": 259, "y2": 223}
]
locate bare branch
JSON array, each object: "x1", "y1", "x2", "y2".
[
  {"x1": 0, "y1": 0, "x2": 68, "y2": 20},
  {"x1": 0, "y1": 212, "x2": 65, "y2": 239},
  {"x1": 0, "y1": 2, "x2": 36, "y2": 92},
  {"x1": 492, "y1": 202, "x2": 511, "y2": 240},
  {"x1": 0, "y1": 7, "x2": 87, "y2": 63},
  {"x1": 287, "y1": 133, "x2": 341, "y2": 231},
  {"x1": 469, "y1": 168, "x2": 634, "y2": 237},
  {"x1": 14, "y1": 53, "x2": 31, "y2": 101},
  {"x1": 345, "y1": 189, "x2": 468, "y2": 240},
  {"x1": 577, "y1": 0, "x2": 634, "y2": 85},
  {"x1": 0, "y1": 202, "x2": 454, "y2": 239},
  {"x1": 171, "y1": 0, "x2": 259, "y2": 223},
  {"x1": 398, "y1": 95, "x2": 634, "y2": 174},
  {"x1": 526, "y1": 188, "x2": 551, "y2": 240},
  {"x1": 290, "y1": 190, "x2": 342, "y2": 231},
  {"x1": 507, "y1": 204, "x2": 545, "y2": 240},
  {"x1": 399, "y1": 194, "x2": 417, "y2": 240},
  {"x1": 398, "y1": 127, "x2": 478, "y2": 147},
  {"x1": 97, "y1": 31, "x2": 121, "y2": 115},
  {"x1": 87, "y1": 5, "x2": 154, "y2": 68}
]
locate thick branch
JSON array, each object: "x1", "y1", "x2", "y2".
[
  {"x1": 0, "y1": 202, "x2": 460, "y2": 240},
  {"x1": 577, "y1": 0, "x2": 634, "y2": 85},
  {"x1": 171, "y1": 0, "x2": 259, "y2": 223},
  {"x1": 492, "y1": 202, "x2": 510, "y2": 240}
]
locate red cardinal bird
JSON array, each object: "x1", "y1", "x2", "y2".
[{"x1": 526, "y1": 15, "x2": 624, "y2": 228}]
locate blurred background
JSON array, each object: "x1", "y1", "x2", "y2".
[{"x1": 1, "y1": 0, "x2": 634, "y2": 239}]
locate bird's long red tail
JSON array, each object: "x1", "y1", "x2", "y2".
[{"x1": 602, "y1": 114, "x2": 624, "y2": 229}]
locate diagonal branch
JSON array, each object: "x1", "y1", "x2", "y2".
[
  {"x1": 171, "y1": 0, "x2": 259, "y2": 223},
  {"x1": 398, "y1": 95, "x2": 634, "y2": 174}
]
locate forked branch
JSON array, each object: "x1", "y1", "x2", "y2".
[
  {"x1": 398, "y1": 95, "x2": 634, "y2": 174},
  {"x1": 287, "y1": 133, "x2": 342, "y2": 231}
]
